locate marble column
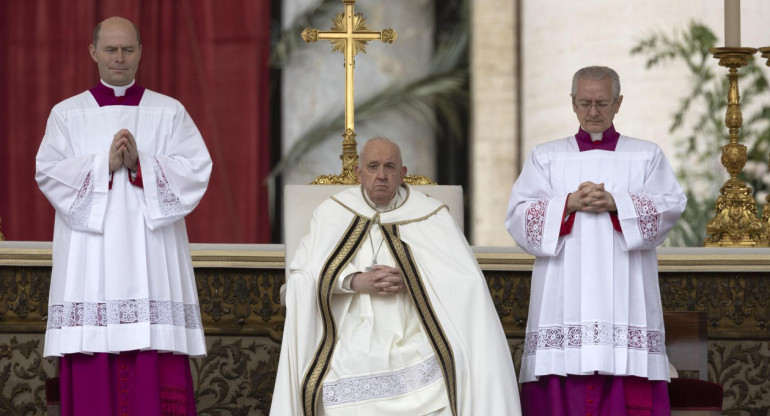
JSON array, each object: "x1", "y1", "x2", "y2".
[{"x1": 469, "y1": 0, "x2": 519, "y2": 245}]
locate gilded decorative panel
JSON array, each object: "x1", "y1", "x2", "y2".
[{"x1": 2, "y1": 246, "x2": 770, "y2": 414}]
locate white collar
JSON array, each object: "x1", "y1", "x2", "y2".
[
  {"x1": 100, "y1": 79, "x2": 136, "y2": 97},
  {"x1": 364, "y1": 185, "x2": 407, "y2": 212}
]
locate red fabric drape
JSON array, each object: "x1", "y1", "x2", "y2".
[{"x1": 0, "y1": 0, "x2": 271, "y2": 243}]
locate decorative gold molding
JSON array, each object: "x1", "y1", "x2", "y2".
[
  {"x1": 3, "y1": 245, "x2": 770, "y2": 340},
  {"x1": 312, "y1": 129, "x2": 360, "y2": 185},
  {"x1": 3, "y1": 257, "x2": 770, "y2": 340},
  {"x1": 403, "y1": 175, "x2": 436, "y2": 185}
]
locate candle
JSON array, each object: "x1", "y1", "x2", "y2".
[{"x1": 724, "y1": 0, "x2": 741, "y2": 47}]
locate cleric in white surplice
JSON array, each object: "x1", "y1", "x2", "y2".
[
  {"x1": 35, "y1": 17, "x2": 211, "y2": 416},
  {"x1": 271, "y1": 138, "x2": 521, "y2": 415},
  {"x1": 505, "y1": 66, "x2": 687, "y2": 416}
]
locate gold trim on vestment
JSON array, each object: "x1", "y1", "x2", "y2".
[
  {"x1": 301, "y1": 215, "x2": 372, "y2": 416},
  {"x1": 359, "y1": 184, "x2": 411, "y2": 212},
  {"x1": 331, "y1": 186, "x2": 447, "y2": 227},
  {"x1": 381, "y1": 224, "x2": 458, "y2": 416},
  {"x1": 380, "y1": 205, "x2": 448, "y2": 227}
]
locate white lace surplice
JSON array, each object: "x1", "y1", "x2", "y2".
[
  {"x1": 505, "y1": 135, "x2": 686, "y2": 383},
  {"x1": 36, "y1": 89, "x2": 212, "y2": 357}
]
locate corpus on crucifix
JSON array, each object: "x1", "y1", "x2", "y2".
[{"x1": 301, "y1": 0, "x2": 397, "y2": 184}]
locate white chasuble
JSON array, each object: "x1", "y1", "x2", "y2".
[
  {"x1": 505, "y1": 135, "x2": 686, "y2": 383},
  {"x1": 272, "y1": 186, "x2": 521, "y2": 416},
  {"x1": 36, "y1": 89, "x2": 212, "y2": 357}
]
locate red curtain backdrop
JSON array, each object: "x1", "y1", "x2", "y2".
[{"x1": 0, "y1": 0, "x2": 271, "y2": 243}]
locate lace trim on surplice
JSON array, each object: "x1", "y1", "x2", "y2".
[
  {"x1": 153, "y1": 157, "x2": 184, "y2": 216},
  {"x1": 523, "y1": 322, "x2": 665, "y2": 356},
  {"x1": 525, "y1": 199, "x2": 548, "y2": 251},
  {"x1": 630, "y1": 193, "x2": 659, "y2": 244},
  {"x1": 322, "y1": 356, "x2": 444, "y2": 407},
  {"x1": 46, "y1": 299, "x2": 202, "y2": 330},
  {"x1": 68, "y1": 170, "x2": 95, "y2": 228}
]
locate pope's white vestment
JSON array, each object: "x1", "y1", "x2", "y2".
[
  {"x1": 36, "y1": 87, "x2": 211, "y2": 357},
  {"x1": 272, "y1": 186, "x2": 521, "y2": 416},
  {"x1": 505, "y1": 135, "x2": 686, "y2": 383}
]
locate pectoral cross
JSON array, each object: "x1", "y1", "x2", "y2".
[{"x1": 302, "y1": 0, "x2": 397, "y2": 184}]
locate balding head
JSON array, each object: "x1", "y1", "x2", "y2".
[
  {"x1": 92, "y1": 17, "x2": 140, "y2": 47},
  {"x1": 89, "y1": 17, "x2": 142, "y2": 86},
  {"x1": 355, "y1": 137, "x2": 407, "y2": 205}
]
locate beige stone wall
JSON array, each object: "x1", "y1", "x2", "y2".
[{"x1": 469, "y1": 0, "x2": 518, "y2": 246}]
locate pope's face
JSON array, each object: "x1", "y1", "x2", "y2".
[
  {"x1": 89, "y1": 19, "x2": 142, "y2": 86},
  {"x1": 572, "y1": 77, "x2": 623, "y2": 134},
  {"x1": 355, "y1": 141, "x2": 407, "y2": 206}
]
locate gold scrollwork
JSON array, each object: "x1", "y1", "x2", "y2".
[
  {"x1": 313, "y1": 129, "x2": 360, "y2": 185},
  {"x1": 403, "y1": 175, "x2": 437, "y2": 185},
  {"x1": 329, "y1": 13, "x2": 372, "y2": 56},
  {"x1": 301, "y1": 28, "x2": 318, "y2": 43},
  {"x1": 381, "y1": 28, "x2": 398, "y2": 44}
]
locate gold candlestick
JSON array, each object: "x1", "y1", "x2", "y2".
[
  {"x1": 0, "y1": 216, "x2": 4, "y2": 240},
  {"x1": 704, "y1": 47, "x2": 766, "y2": 247}
]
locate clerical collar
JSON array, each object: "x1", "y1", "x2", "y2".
[
  {"x1": 574, "y1": 124, "x2": 620, "y2": 152},
  {"x1": 362, "y1": 185, "x2": 408, "y2": 212},
  {"x1": 90, "y1": 80, "x2": 145, "y2": 107}
]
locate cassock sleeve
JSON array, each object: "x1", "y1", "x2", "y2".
[
  {"x1": 134, "y1": 105, "x2": 212, "y2": 230},
  {"x1": 36, "y1": 108, "x2": 110, "y2": 233},
  {"x1": 505, "y1": 147, "x2": 569, "y2": 256},
  {"x1": 612, "y1": 146, "x2": 687, "y2": 250}
]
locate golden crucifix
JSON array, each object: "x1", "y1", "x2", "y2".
[{"x1": 301, "y1": 0, "x2": 397, "y2": 184}]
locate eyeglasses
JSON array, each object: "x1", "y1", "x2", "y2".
[{"x1": 575, "y1": 100, "x2": 617, "y2": 111}]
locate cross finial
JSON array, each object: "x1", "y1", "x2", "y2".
[{"x1": 301, "y1": 0, "x2": 397, "y2": 184}]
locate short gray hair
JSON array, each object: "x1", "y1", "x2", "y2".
[{"x1": 571, "y1": 66, "x2": 620, "y2": 100}]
